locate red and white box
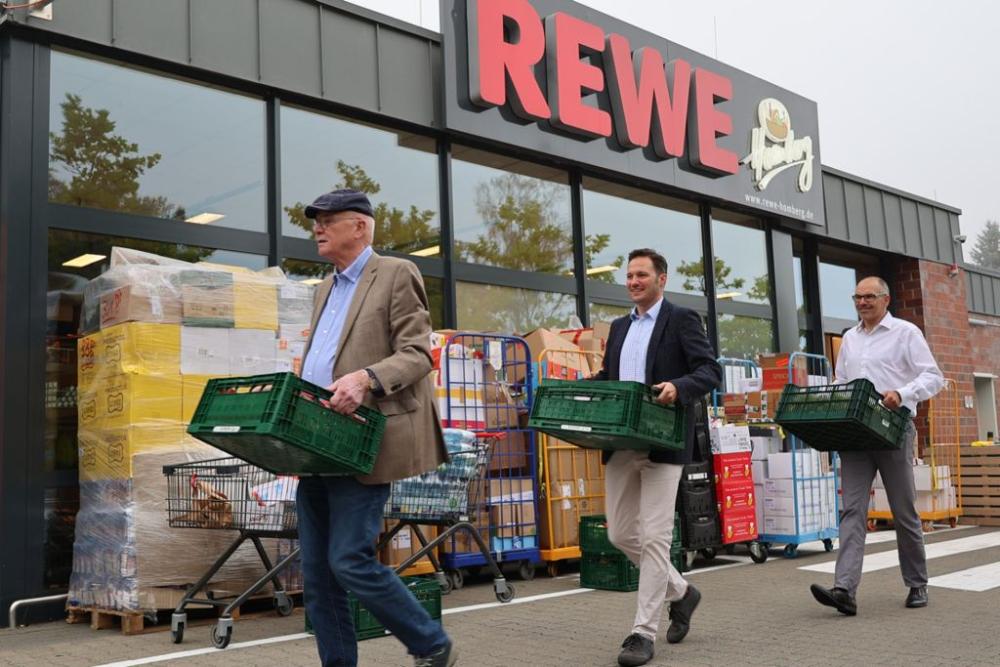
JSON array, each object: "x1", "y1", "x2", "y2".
[
  {"x1": 720, "y1": 507, "x2": 758, "y2": 544},
  {"x1": 713, "y1": 451, "x2": 753, "y2": 485}
]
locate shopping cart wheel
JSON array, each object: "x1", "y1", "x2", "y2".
[
  {"x1": 170, "y1": 613, "x2": 186, "y2": 644},
  {"x1": 949, "y1": 517, "x2": 958, "y2": 528},
  {"x1": 274, "y1": 593, "x2": 294, "y2": 617},
  {"x1": 699, "y1": 547, "x2": 717, "y2": 561},
  {"x1": 866, "y1": 518, "x2": 878, "y2": 532},
  {"x1": 448, "y1": 569, "x2": 464, "y2": 590},
  {"x1": 783, "y1": 544, "x2": 799, "y2": 559},
  {"x1": 212, "y1": 619, "x2": 233, "y2": 649},
  {"x1": 546, "y1": 562, "x2": 560, "y2": 578},
  {"x1": 435, "y1": 571, "x2": 453, "y2": 595},
  {"x1": 749, "y1": 541, "x2": 768, "y2": 564},
  {"x1": 517, "y1": 561, "x2": 535, "y2": 581},
  {"x1": 494, "y1": 580, "x2": 515, "y2": 603},
  {"x1": 823, "y1": 539, "x2": 834, "y2": 553}
]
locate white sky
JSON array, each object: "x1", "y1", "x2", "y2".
[{"x1": 350, "y1": 0, "x2": 1000, "y2": 258}]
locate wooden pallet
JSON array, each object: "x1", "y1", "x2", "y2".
[
  {"x1": 958, "y1": 445, "x2": 1000, "y2": 526},
  {"x1": 66, "y1": 606, "x2": 147, "y2": 635}
]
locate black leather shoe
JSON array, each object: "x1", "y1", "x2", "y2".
[
  {"x1": 666, "y1": 584, "x2": 701, "y2": 644},
  {"x1": 810, "y1": 584, "x2": 857, "y2": 616},
  {"x1": 905, "y1": 586, "x2": 928, "y2": 608},
  {"x1": 617, "y1": 633, "x2": 654, "y2": 667}
]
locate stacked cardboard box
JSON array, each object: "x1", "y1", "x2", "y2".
[
  {"x1": 710, "y1": 424, "x2": 758, "y2": 544},
  {"x1": 69, "y1": 247, "x2": 314, "y2": 612},
  {"x1": 872, "y1": 464, "x2": 956, "y2": 514},
  {"x1": 761, "y1": 447, "x2": 836, "y2": 535}
]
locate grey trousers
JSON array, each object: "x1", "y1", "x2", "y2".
[{"x1": 834, "y1": 419, "x2": 926, "y2": 594}]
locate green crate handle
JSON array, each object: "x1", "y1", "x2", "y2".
[{"x1": 207, "y1": 374, "x2": 380, "y2": 426}]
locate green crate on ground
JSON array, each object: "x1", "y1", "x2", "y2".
[
  {"x1": 580, "y1": 552, "x2": 639, "y2": 592},
  {"x1": 774, "y1": 378, "x2": 909, "y2": 452},
  {"x1": 528, "y1": 380, "x2": 685, "y2": 451},
  {"x1": 305, "y1": 576, "x2": 442, "y2": 640},
  {"x1": 187, "y1": 372, "x2": 385, "y2": 475},
  {"x1": 579, "y1": 515, "x2": 617, "y2": 553}
]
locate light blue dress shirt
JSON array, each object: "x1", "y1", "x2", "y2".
[
  {"x1": 618, "y1": 298, "x2": 663, "y2": 383},
  {"x1": 301, "y1": 245, "x2": 373, "y2": 387}
]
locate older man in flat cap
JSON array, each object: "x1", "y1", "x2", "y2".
[{"x1": 297, "y1": 189, "x2": 454, "y2": 666}]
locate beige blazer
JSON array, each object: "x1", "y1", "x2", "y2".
[{"x1": 303, "y1": 252, "x2": 446, "y2": 484}]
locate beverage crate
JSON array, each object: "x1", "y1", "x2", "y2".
[
  {"x1": 579, "y1": 515, "x2": 616, "y2": 553},
  {"x1": 305, "y1": 576, "x2": 442, "y2": 641},
  {"x1": 775, "y1": 379, "x2": 909, "y2": 452},
  {"x1": 187, "y1": 372, "x2": 385, "y2": 475},
  {"x1": 528, "y1": 380, "x2": 685, "y2": 451},
  {"x1": 580, "y1": 552, "x2": 639, "y2": 591}
]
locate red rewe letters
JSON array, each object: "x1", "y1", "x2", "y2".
[
  {"x1": 604, "y1": 34, "x2": 691, "y2": 157},
  {"x1": 545, "y1": 12, "x2": 611, "y2": 138},
  {"x1": 467, "y1": 0, "x2": 550, "y2": 121},
  {"x1": 688, "y1": 68, "x2": 738, "y2": 175}
]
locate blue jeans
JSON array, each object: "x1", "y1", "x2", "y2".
[{"x1": 297, "y1": 476, "x2": 448, "y2": 666}]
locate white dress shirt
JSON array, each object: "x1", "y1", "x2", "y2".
[
  {"x1": 834, "y1": 311, "x2": 945, "y2": 414},
  {"x1": 618, "y1": 299, "x2": 663, "y2": 383}
]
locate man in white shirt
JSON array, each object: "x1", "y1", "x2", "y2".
[{"x1": 811, "y1": 276, "x2": 944, "y2": 616}]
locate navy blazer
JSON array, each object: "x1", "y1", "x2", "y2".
[{"x1": 592, "y1": 298, "x2": 722, "y2": 465}]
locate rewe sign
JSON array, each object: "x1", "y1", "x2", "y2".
[{"x1": 442, "y1": 0, "x2": 824, "y2": 225}]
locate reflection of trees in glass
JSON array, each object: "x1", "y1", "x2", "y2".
[
  {"x1": 457, "y1": 283, "x2": 576, "y2": 334},
  {"x1": 718, "y1": 315, "x2": 773, "y2": 360},
  {"x1": 48, "y1": 95, "x2": 213, "y2": 264},
  {"x1": 49, "y1": 94, "x2": 184, "y2": 219},
  {"x1": 285, "y1": 161, "x2": 437, "y2": 277},
  {"x1": 457, "y1": 174, "x2": 619, "y2": 282},
  {"x1": 589, "y1": 302, "x2": 630, "y2": 324},
  {"x1": 675, "y1": 257, "x2": 771, "y2": 304}
]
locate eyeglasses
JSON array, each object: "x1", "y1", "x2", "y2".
[
  {"x1": 851, "y1": 293, "x2": 887, "y2": 303},
  {"x1": 312, "y1": 216, "x2": 361, "y2": 231}
]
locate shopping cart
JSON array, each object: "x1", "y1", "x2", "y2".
[
  {"x1": 163, "y1": 457, "x2": 301, "y2": 648},
  {"x1": 379, "y1": 430, "x2": 515, "y2": 602}
]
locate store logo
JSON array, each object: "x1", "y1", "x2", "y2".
[{"x1": 741, "y1": 98, "x2": 814, "y2": 192}]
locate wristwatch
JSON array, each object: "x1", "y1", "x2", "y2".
[{"x1": 364, "y1": 368, "x2": 385, "y2": 397}]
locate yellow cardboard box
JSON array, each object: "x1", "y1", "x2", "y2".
[
  {"x1": 77, "y1": 425, "x2": 191, "y2": 480},
  {"x1": 234, "y1": 274, "x2": 279, "y2": 331},
  {"x1": 79, "y1": 373, "x2": 183, "y2": 430},
  {"x1": 78, "y1": 323, "x2": 181, "y2": 389}
]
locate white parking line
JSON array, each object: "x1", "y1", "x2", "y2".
[
  {"x1": 929, "y1": 561, "x2": 1000, "y2": 591},
  {"x1": 799, "y1": 530, "x2": 1000, "y2": 575},
  {"x1": 91, "y1": 588, "x2": 596, "y2": 667}
]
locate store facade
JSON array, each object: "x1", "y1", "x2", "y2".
[{"x1": 1, "y1": 0, "x2": 997, "y2": 623}]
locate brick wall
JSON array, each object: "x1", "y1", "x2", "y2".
[
  {"x1": 967, "y1": 312, "x2": 1000, "y2": 439},
  {"x1": 888, "y1": 259, "x2": 979, "y2": 451}
]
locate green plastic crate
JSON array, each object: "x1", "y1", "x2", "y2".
[
  {"x1": 187, "y1": 372, "x2": 385, "y2": 475},
  {"x1": 579, "y1": 515, "x2": 617, "y2": 553},
  {"x1": 775, "y1": 379, "x2": 910, "y2": 452},
  {"x1": 528, "y1": 380, "x2": 685, "y2": 451},
  {"x1": 305, "y1": 576, "x2": 442, "y2": 641},
  {"x1": 580, "y1": 552, "x2": 639, "y2": 591}
]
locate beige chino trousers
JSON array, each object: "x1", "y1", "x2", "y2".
[{"x1": 604, "y1": 450, "x2": 688, "y2": 640}]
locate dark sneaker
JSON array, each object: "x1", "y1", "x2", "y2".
[
  {"x1": 666, "y1": 584, "x2": 701, "y2": 644},
  {"x1": 905, "y1": 586, "x2": 928, "y2": 608},
  {"x1": 617, "y1": 633, "x2": 654, "y2": 667},
  {"x1": 810, "y1": 584, "x2": 857, "y2": 616},
  {"x1": 414, "y1": 640, "x2": 457, "y2": 667}
]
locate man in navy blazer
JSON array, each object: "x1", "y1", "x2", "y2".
[{"x1": 591, "y1": 248, "x2": 722, "y2": 667}]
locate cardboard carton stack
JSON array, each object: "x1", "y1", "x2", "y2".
[
  {"x1": 69, "y1": 248, "x2": 314, "y2": 612},
  {"x1": 710, "y1": 424, "x2": 759, "y2": 544},
  {"x1": 872, "y1": 464, "x2": 957, "y2": 514},
  {"x1": 718, "y1": 353, "x2": 809, "y2": 423}
]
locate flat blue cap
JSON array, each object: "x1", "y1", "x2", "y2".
[{"x1": 304, "y1": 189, "x2": 374, "y2": 219}]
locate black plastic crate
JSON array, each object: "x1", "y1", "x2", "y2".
[
  {"x1": 775, "y1": 379, "x2": 909, "y2": 452},
  {"x1": 679, "y1": 484, "x2": 716, "y2": 518},
  {"x1": 681, "y1": 514, "x2": 721, "y2": 551},
  {"x1": 529, "y1": 380, "x2": 685, "y2": 451}
]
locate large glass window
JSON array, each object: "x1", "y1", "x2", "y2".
[
  {"x1": 456, "y1": 282, "x2": 576, "y2": 334},
  {"x1": 280, "y1": 107, "x2": 440, "y2": 256},
  {"x1": 451, "y1": 147, "x2": 572, "y2": 274},
  {"x1": 820, "y1": 262, "x2": 861, "y2": 320},
  {"x1": 717, "y1": 314, "x2": 774, "y2": 360},
  {"x1": 589, "y1": 302, "x2": 631, "y2": 324},
  {"x1": 49, "y1": 51, "x2": 266, "y2": 230},
  {"x1": 711, "y1": 211, "x2": 770, "y2": 306},
  {"x1": 582, "y1": 178, "x2": 703, "y2": 293}
]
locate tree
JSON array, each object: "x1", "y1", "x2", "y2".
[
  {"x1": 49, "y1": 94, "x2": 184, "y2": 220},
  {"x1": 284, "y1": 160, "x2": 438, "y2": 278},
  {"x1": 48, "y1": 94, "x2": 212, "y2": 265},
  {"x1": 675, "y1": 257, "x2": 744, "y2": 295},
  {"x1": 718, "y1": 314, "x2": 774, "y2": 360},
  {"x1": 970, "y1": 220, "x2": 1000, "y2": 270}
]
